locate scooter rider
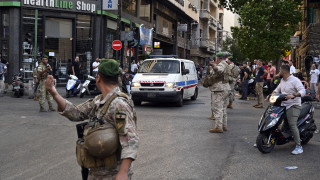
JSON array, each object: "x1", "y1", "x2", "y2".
[{"x1": 273, "y1": 65, "x2": 306, "y2": 155}]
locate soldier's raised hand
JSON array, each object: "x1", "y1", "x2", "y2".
[{"x1": 45, "y1": 75, "x2": 56, "y2": 94}]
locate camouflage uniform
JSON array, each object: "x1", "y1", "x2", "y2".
[
  {"x1": 228, "y1": 63, "x2": 239, "y2": 106},
  {"x1": 209, "y1": 61, "x2": 231, "y2": 130},
  {"x1": 60, "y1": 87, "x2": 139, "y2": 180},
  {"x1": 37, "y1": 62, "x2": 54, "y2": 110}
]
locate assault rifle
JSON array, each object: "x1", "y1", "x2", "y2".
[{"x1": 76, "y1": 122, "x2": 89, "y2": 180}]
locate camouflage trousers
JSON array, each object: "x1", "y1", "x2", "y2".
[
  {"x1": 38, "y1": 80, "x2": 54, "y2": 108},
  {"x1": 211, "y1": 90, "x2": 229, "y2": 129},
  {"x1": 229, "y1": 83, "x2": 235, "y2": 105},
  {"x1": 88, "y1": 167, "x2": 133, "y2": 180}
]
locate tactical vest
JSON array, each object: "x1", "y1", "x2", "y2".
[{"x1": 76, "y1": 92, "x2": 136, "y2": 170}]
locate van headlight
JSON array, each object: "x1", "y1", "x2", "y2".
[
  {"x1": 165, "y1": 82, "x2": 176, "y2": 88},
  {"x1": 132, "y1": 82, "x2": 141, "y2": 87}
]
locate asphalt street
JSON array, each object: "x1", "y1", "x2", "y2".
[{"x1": 1, "y1": 86, "x2": 320, "y2": 180}]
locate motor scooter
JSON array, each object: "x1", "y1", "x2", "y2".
[
  {"x1": 66, "y1": 75, "x2": 81, "y2": 98},
  {"x1": 79, "y1": 75, "x2": 100, "y2": 98},
  {"x1": 12, "y1": 70, "x2": 25, "y2": 98},
  {"x1": 256, "y1": 94, "x2": 317, "y2": 153}
]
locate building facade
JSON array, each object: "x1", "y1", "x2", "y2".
[
  {"x1": 190, "y1": 0, "x2": 223, "y2": 65},
  {"x1": 294, "y1": 0, "x2": 320, "y2": 77},
  {"x1": 0, "y1": 0, "x2": 200, "y2": 83}
]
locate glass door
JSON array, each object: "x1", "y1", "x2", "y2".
[{"x1": 44, "y1": 17, "x2": 73, "y2": 83}]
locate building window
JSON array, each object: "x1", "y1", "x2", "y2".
[
  {"x1": 123, "y1": 0, "x2": 137, "y2": 16},
  {"x1": 156, "y1": 16, "x2": 173, "y2": 38},
  {"x1": 139, "y1": 0, "x2": 151, "y2": 22}
]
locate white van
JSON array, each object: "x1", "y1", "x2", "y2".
[{"x1": 131, "y1": 58, "x2": 198, "y2": 107}]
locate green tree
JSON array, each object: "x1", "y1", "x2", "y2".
[
  {"x1": 222, "y1": 36, "x2": 246, "y2": 63},
  {"x1": 220, "y1": 0, "x2": 301, "y2": 61}
]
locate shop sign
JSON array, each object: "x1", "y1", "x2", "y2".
[
  {"x1": 103, "y1": 0, "x2": 118, "y2": 10},
  {"x1": 154, "y1": 42, "x2": 160, "y2": 48},
  {"x1": 177, "y1": 24, "x2": 188, "y2": 32},
  {"x1": 175, "y1": 0, "x2": 184, "y2": 6},
  {"x1": 22, "y1": 0, "x2": 97, "y2": 13}
]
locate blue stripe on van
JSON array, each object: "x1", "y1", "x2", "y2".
[{"x1": 177, "y1": 80, "x2": 198, "y2": 87}]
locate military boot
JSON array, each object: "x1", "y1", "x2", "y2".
[
  {"x1": 48, "y1": 106, "x2": 56, "y2": 111},
  {"x1": 227, "y1": 104, "x2": 233, "y2": 109},
  {"x1": 40, "y1": 106, "x2": 47, "y2": 112},
  {"x1": 208, "y1": 115, "x2": 215, "y2": 120},
  {"x1": 223, "y1": 126, "x2": 228, "y2": 131},
  {"x1": 209, "y1": 128, "x2": 223, "y2": 133}
]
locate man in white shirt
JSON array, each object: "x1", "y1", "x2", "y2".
[
  {"x1": 0, "y1": 61, "x2": 7, "y2": 97},
  {"x1": 289, "y1": 60, "x2": 296, "y2": 75},
  {"x1": 274, "y1": 65, "x2": 306, "y2": 155},
  {"x1": 131, "y1": 61, "x2": 138, "y2": 74},
  {"x1": 310, "y1": 63, "x2": 320, "y2": 92},
  {"x1": 92, "y1": 58, "x2": 100, "y2": 77}
]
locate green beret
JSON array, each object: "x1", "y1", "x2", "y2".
[
  {"x1": 216, "y1": 52, "x2": 225, "y2": 58},
  {"x1": 42, "y1": 55, "x2": 48, "y2": 59},
  {"x1": 228, "y1": 56, "x2": 234, "y2": 61},
  {"x1": 98, "y1": 59, "x2": 120, "y2": 76}
]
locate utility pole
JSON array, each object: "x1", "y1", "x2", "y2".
[
  {"x1": 34, "y1": 9, "x2": 38, "y2": 67},
  {"x1": 117, "y1": 0, "x2": 122, "y2": 66}
]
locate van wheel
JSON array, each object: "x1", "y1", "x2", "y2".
[
  {"x1": 176, "y1": 92, "x2": 184, "y2": 107},
  {"x1": 191, "y1": 87, "x2": 198, "y2": 100}
]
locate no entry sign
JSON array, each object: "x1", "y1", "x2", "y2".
[{"x1": 112, "y1": 40, "x2": 123, "y2": 51}]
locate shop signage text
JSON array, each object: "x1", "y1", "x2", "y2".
[
  {"x1": 23, "y1": 0, "x2": 96, "y2": 13},
  {"x1": 102, "y1": 0, "x2": 118, "y2": 10}
]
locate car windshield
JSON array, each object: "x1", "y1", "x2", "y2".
[{"x1": 139, "y1": 60, "x2": 180, "y2": 73}]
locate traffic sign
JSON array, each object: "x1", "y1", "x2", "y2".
[
  {"x1": 112, "y1": 40, "x2": 122, "y2": 51},
  {"x1": 290, "y1": 36, "x2": 299, "y2": 46}
]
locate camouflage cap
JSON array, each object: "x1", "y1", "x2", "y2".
[
  {"x1": 98, "y1": 59, "x2": 120, "y2": 76},
  {"x1": 216, "y1": 52, "x2": 225, "y2": 58}
]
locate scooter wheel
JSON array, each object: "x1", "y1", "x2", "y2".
[
  {"x1": 256, "y1": 133, "x2": 276, "y2": 154},
  {"x1": 66, "y1": 91, "x2": 71, "y2": 98}
]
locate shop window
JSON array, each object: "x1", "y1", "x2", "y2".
[
  {"x1": 22, "y1": 10, "x2": 43, "y2": 80},
  {"x1": 105, "y1": 19, "x2": 117, "y2": 59},
  {"x1": 139, "y1": 0, "x2": 151, "y2": 22},
  {"x1": 76, "y1": 15, "x2": 93, "y2": 79},
  {"x1": 0, "y1": 9, "x2": 9, "y2": 62},
  {"x1": 123, "y1": 0, "x2": 137, "y2": 16}
]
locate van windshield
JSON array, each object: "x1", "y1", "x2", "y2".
[{"x1": 139, "y1": 60, "x2": 180, "y2": 73}]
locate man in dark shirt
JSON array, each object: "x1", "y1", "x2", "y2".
[
  {"x1": 253, "y1": 59, "x2": 268, "y2": 108},
  {"x1": 240, "y1": 63, "x2": 251, "y2": 100},
  {"x1": 72, "y1": 56, "x2": 81, "y2": 78}
]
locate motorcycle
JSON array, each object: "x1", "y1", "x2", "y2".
[
  {"x1": 79, "y1": 75, "x2": 100, "y2": 98},
  {"x1": 256, "y1": 94, "x2": 317, "y2": 153},
  {"x1": 66, "y1": 75, "x2": 81, "y2": 98},
  {"x1": 12, "y1": 71, "x2": 25, "y2": 98}
]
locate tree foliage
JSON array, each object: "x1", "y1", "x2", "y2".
[
  {"x1": 220, "y1": 0, "x2": 302, "y2": 61},
  {"x1": 222, "y1": 36, "x2": 246, "y2": 63}
]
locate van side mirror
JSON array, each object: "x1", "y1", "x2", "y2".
[{"x1": 182, "y1": 69, "x2": 190, "y2": 75}]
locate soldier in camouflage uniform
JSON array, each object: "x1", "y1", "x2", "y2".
[
  {"x1": 45, "y1": 59, "x2": 139, "y2": 180},
  {"x1": 37, "y1": 56, "x2": 55, "y2": 112},
  {"x1": 227, "y1": 57, "x2": 240, "y2": 109},
  {"x1": 209, "y1": 52, "x2": 231, "y2": 133}
]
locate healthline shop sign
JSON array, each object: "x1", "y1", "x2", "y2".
[{"x1": 22, "y1": 0, "x2": 97, "y2": 13}]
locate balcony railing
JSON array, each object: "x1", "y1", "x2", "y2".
[
  {"x1": 209, "y1": 16, "x2": 217, "y2": 28},
  {"x1": 200, "y1": 9, "x2": 210, "y2": 20}
]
